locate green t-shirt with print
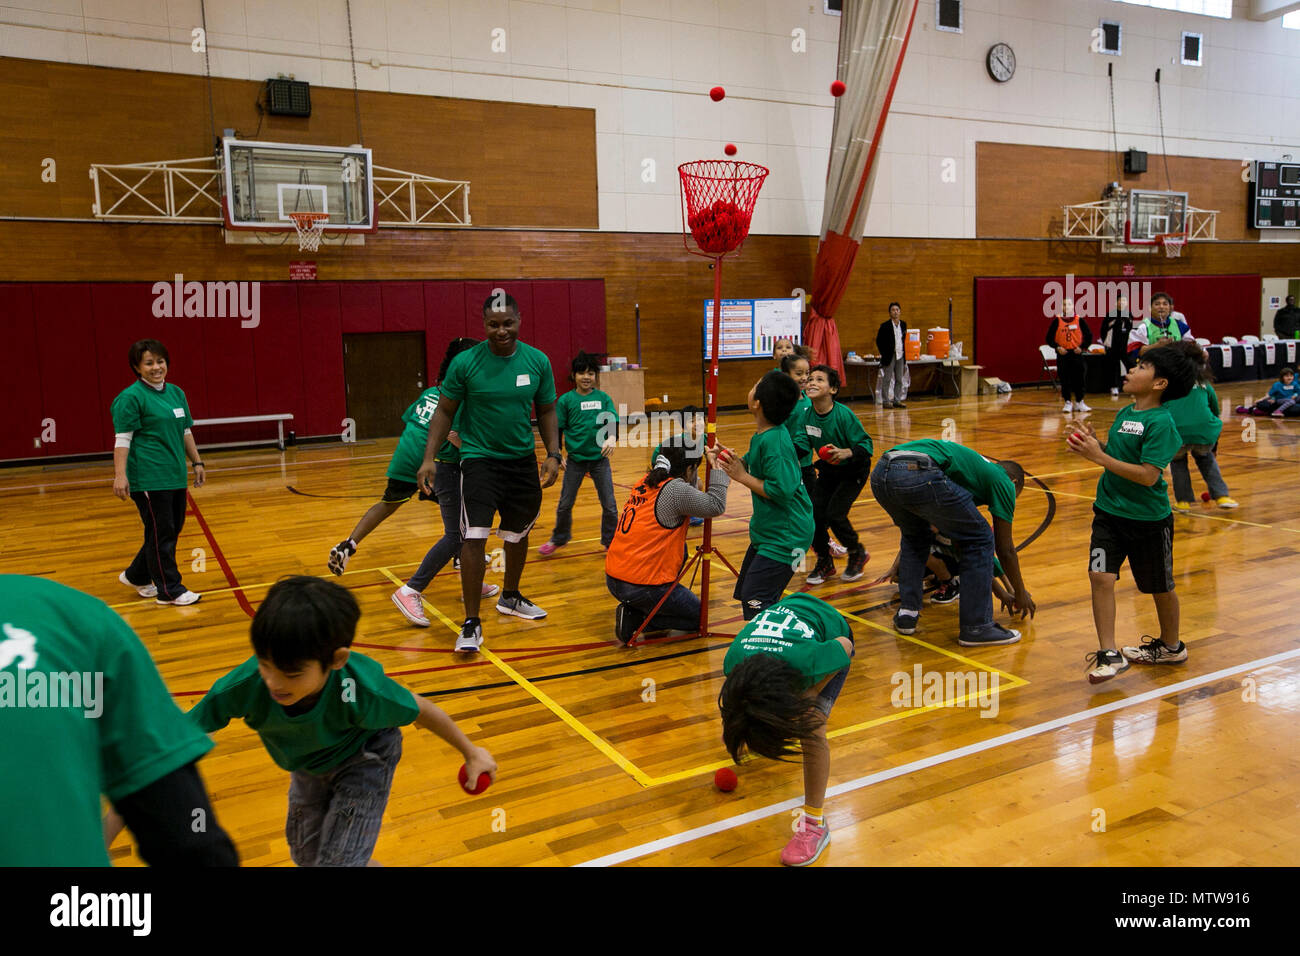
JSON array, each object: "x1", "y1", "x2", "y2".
[
  {"x1": 187, "y1": 652, "x2": 420, "y2": 774},
  {"x1": 110, "y1": 379, "x2": 194, "y2": 492},
  {"x1": 1163, "y1": 383, "x2": 1222, "y2": 448},
  {"x1": 798, "y1": 401, "x2": 874, "y2": 460},
  {"x1": 1095, "y1": 404, "x2": 1182, "y2": 521},
  {"x1": 437, "y1": 341, "x2": 557, "y2": 460},
  {"x1": 557, "y1": 388, "x2": 617, "y2": 461},
  {"x1": 742, "y1": 426, "x2": 814, "y2": 565},
  {"x1": 723, "y1": 592, "x2": 851, "y2": 690},
  {"x1": 888, "y1": 439, "x2": 1017, "y2": 523},
  {"x1": 784, "y1": 394, "x2": 814, "y2": 467},
  {"x1": 0, "y1": 574, "x2": 215, "y2": 866},
  {"x1": 387, "y1": 386, "x2": 461, "y2": 483}
]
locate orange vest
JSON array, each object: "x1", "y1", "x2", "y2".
[
  {"x1": 1055, "y1": 318, "x2": 1083, "y2": 351},
  {"x1": 605, "y1": 477, "x2": 689, "y2": 585}
]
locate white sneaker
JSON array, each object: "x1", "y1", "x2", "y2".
[
  {"x1": 1110, "y1": 388, "x2": 1119, "y2": 396},
  {"x1": 157, "y1": 590, "x2": 201, "y2": 606},
  {"x1": 455, "y1": 619, "x2": 483, "y2": 653},
  {"x1": 1062, "y1": 402, "x2": 1073, "y2": 413},
  {"x1": 496, "y1": 593, "x2": 547, "y2": 619},
  {"x1": 828, "y1": 540, "x2": 847, "y2": 557},
  {"x1": 1075, "y1": 401, "x2": 1092, "y2": 412},
  {"x1": 118, "y1": 571, "x2": 157, "y2": 598}
]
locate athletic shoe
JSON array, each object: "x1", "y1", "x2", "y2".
[
  {"x1": 537, "y1": 541, "x2": 560, "y2": 557},
  {"x1": 614, "y1": 603, "x2": 639, "y2": 646},
  {"x1": 328, "y1": 539, "x2": 356, "y2": 576},
  {"x1": 453, "y1": 556, "x2": 461, "y2": 571},
  {"x1": 828, "y1": 540, "x2": 847, "y2": 557},
  {"x1": 1273, "y1": 410, "x2": 1285, "y2": 418},
  {"x1": 156, "y1": 590, "x2": 201, "y2": 606},
  {"x1": 930, "y1": 578, "x2": 960, "y2": 604},
  {"x1": 894, "y1": 401, "x2": 907, "y2": 409},
  {"x1": 454, "y1": 619, "x2": 483, "y2": 653},
  {"x1": 841, "y1": 549, "x2": 868, "y2": 582},
  {"x1": 1234, "y1": 405, "x2": 1250, "y2": 415},
  {"x1": 781, "y1": 818, "x2": 830, "y2": 867},
  {"x1": 496, "y1": 593, "x2": 547, "y2": 619},
  {"x1": 118, "y1": 571, "x2": 157, "y2": 599},
  {"x1": 805, "y1": 559, "x2": 835, "y2": 586},
  {"x1": 1085, "y1": 648, "x2": 1130, "y2": 684},
  {"x1": 1075, "y1": 401, "x2": 1091, "y2": 412},
  {"x1": 391, "y1": 588, "x2": 430, "y2": 627},
  {"x1": 480, "y1": 582, "x2": 501, "y2": 598},
  {"x1": 1216, "y1": 497, "x2": 1239, "y2": 509},
  {"x1": 1172, "y1": 500, "x2": 1192, "y2": 514},
  {"x1": 1110, "y1": 388, "x2": 1119, "y2": 396},
  {"x1": 689, "y1": 516, "x2": 704, "y2": 527},
  {"x1": 1062, "y1": 402, "x2": 1073, "y2": 413},
  {"x1": 1122, "y1": 634, "x2": 1188, "y2": 665},
  {"x1": 893, "y1": 610, "x2": 918, "y2": 636},
  {"x1": 957, "y1": 623, "x2": 1020, "y2": 646}
]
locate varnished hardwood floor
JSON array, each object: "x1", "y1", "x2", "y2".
[{"x1": 2, "y1": 382, "x2": 1297, "y2": 867}]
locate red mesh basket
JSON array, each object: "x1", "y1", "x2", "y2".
[{"x1": 678, "y1": 160, "x2": 769, "y2": 257}]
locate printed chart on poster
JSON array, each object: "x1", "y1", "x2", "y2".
[{"x1": 702, "y1": 298, "x2": 803, "y2": 360}]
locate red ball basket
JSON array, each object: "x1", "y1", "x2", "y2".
[{"x1": 678, "y1": 160, "x2": 769, "y2": 258}]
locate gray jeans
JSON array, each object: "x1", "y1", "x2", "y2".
[
  {"x1": 286, "y1": 726, "x2": 403, "y2": 867},
  {"x1": 880, "y1": 356, "x2": 908, "y2": 402},
  {"x1": 1169, "y1": 443, "x2": 1229, "y2": 502}
]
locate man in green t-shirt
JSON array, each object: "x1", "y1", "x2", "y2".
[
  {"x1": 0, "y1": 575, "x2": 236, "y2": 866},
  {"x1": 182, "y1": 576, "x2": 496, "y2": 866},
  {"x1": 870, "y1": 439, "x2": 1035, "y2": 646},
  {"x1": 719, "y1": 592, "x2": 853, "y2": 866},
  {"x1": 417, "y1": 293, "x2": 561, "y2": 653},
  {"x1": 1068, "y1": 344, "x2": 1197, "y2": 684},
  {"x1": 711, "y1": 370, "x2": 815, "y2": 620}
]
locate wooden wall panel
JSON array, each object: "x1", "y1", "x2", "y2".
[
  {"x1": 0, "y1": 59, "x2": 596, "y2": 228},
  {"x1": 977, "y1": 142, "x2": 1252, "y2": 240}
]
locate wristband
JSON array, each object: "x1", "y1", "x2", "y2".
[
  {"x1": 192, "y1": 461, "x2": 205, "y2": 468},
  {"x1": 547, "y1": 451, "x2": 562, "y2": 462}
]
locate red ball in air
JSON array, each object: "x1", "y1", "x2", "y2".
[
  {"x1": 830, "y1": 80, "x2": 847, "y2": 97},
  {"x1": 724, "y1": 143, "x2": 737, "y2": 156},
  {"x1": 458, "y1": 764, "x2": 491, "y2": 795},
  {"x1": 709, "y1": 85, "x2": 726, "y2": 102},
  {"x1": 714, "y1": 767, "x2": 738, "y2": 792}
]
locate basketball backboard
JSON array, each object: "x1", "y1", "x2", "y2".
[
  {"x1": 221, "y1": 138, "x2": 375, "y2": 234},
  {"x1": 1124, "y1": 189, "x2": 1188, "y2": 244}
]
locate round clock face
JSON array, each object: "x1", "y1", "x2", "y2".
[{"x1": 987, "y1": 43, "x2": 1015, "y2": 82}]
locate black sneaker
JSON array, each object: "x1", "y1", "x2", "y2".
[
  {"x1": 930, "y1": 578, "x2": 960, "y2": 604},
  {"x1": 614, "y1": 603, "x2": 643, "y2": 646},
  {"x1": 327, "y1": 539, "x2": 356, "y2": 576},
  {"x1": 806, "y1": 558, "x2": 835, "y2": 586},
  {"x1": 893, "y1": 610, "x2": 918, "y2": 635},
  {"x1": 841, "y1": 549, "x2": 868, "y2": 582},
  {"x1": 957, "y1": 623, "x2": 1020, "y2": 647}
]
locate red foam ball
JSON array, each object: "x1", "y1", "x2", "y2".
[
  {"x1": 1201, "y1": 491, "x2": 1211, "y2": 502},
  {"x1": 458, "y1": 764, "x2": 491, "y2": 795},
  {"x1": 714, "y1": 767, "x2": 738, "y2": 792},
  {"x1": 830, "y1": 80, "x2": 846, "y2": 97},
  {"x1": 818, "y1": 444, "x2": 835, "y2": 462},
  {"x1": 724, "y1": 143, "x2": 737, "y2": 156},
  {"x1": 709, "y1": 85, "x2": 726, "y2": 102}
]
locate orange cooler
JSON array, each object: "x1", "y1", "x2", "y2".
[
  {"x1": 927, "y1": 328, "x2": 950, "y2": 358},
  {"x1": 905, "y1": 329, "x2": 922, "y2": 360}
]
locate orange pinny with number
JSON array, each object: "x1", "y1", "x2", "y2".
[
  {"x1": 605, "y1": 477, "x2": 689, "y2": 586},
  {"x1": 1055, "y1": 318, "x2": 1083, "y2": 351}
]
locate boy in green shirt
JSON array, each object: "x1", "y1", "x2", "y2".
[
  {"x1": 1162, "y1": 342, "x2": 1236, "y2": 511},
  {"x1": 186, "y1": 576, "x2": 496, "y2": 865},
  {"x1": 711, "y1": 370, "x2": 815, "y2": 620},
  {"x1": 539, "y1": 351, "x2": 619, "y2": 555},
  {"x1": 719, "y1": 592, "x2": 853, "y2": 866},
  {"x1": 1067, "y1": 344, "x2": 1197, "y2": 683}
]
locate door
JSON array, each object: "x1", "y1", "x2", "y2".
[
  {"x1": 1261, "y1": 277, "x2": 1299, "y2": 338},
  {"x1": 342, "y1": 332, "x2": 427, "y2": 439}
]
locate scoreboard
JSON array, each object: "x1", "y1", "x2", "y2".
[{"x1": 1249, "y1": 161, "x2": 1300, "y2": 229}]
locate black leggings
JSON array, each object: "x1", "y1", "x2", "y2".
[
  {"x1": 126, "y1": 488, "x2": 188, "y2": 600},
  {"x1": 1058, "y1": 351, "x2": 1086, "y2": 402}
]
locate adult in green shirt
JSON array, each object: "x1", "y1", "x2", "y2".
[
  {"x1": 870, "y1": 439, "x2": 1035, "y2": 646},
  {"x1": 711, "y1": 370, "x2": 815, "y2": 620},
  {"x1": 417, "y1": 293, "x2": 561, "y2": 653},
  {"x1": 0, "y1": 574, "x2": 236, "y2": 865},
  {"x1": 110, "y1": 339, "x2": 205, "y2": 606}
]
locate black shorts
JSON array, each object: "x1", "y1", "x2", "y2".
[
  {"x1": 1089, "y1": 506, "x2": 1174, "y2": 594},
  {"x1": 459, "y1": 456, "x2": 542, "y2": 542},
  {"x1": 382, "y1": 477, "x2": 434, "y2": 503},
  {"x1": 733, "y1": 545, "x2": 798, "y2": 620}
]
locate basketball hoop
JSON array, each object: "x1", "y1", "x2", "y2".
[
  {"x1": 1157, "y1": 232, "x2": 1187, "y2": 258},
  {"x1": 678, "y1": 160, "x2": 769, "y2": 257},
  {"x1": 288, "y1": 211, "x2": 330, "y2": 252}
]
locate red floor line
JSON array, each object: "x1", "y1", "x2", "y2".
[{"x1": 185, "y1": 491, "x2": 256, "y2": 618}]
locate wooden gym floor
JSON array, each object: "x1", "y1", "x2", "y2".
[{"x1": 2, "y1": 382, "x2": 1298, "y2": 867}]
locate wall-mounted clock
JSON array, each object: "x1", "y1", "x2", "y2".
[{"x1": 987, "y1": 43, "x2": 1016, "y2": 82}]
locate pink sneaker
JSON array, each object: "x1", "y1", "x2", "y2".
[
  {"x1": 537, "y1": 541, "x2": 560, "y2": 557},
  {"x1": 780, "y1": 817, "x2": 830, "y2": 866},
  {"x1": 481, "y1": 582, "x2": 500, "y2": 598},
  {"x1": 390, "y1": 588, "x2": 429, "y2": 627}
]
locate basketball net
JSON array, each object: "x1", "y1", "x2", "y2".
[
  {"x1": 1158, "y1": 233, "x2": 1186, "y2": 258},
  {"x1": 288, "y1": 212, "x2": 330, "y2": 252}
]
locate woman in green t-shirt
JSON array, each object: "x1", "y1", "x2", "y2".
[{"x1": 110, "y1": 339, "x2": 205, "y2": 606}]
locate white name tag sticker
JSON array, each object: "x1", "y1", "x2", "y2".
[
  {"x1": 580, "y1": 400, "x2": 602, "y2": 411},
  {"x1": 805, "y1": 425, "x2": 822, "y2": 437},
  {"x1": 1119, "y1": 420, "x2": 1145, "y2": 435},
  {"x1": 172, "y1": 408, "x2": 185, "y2": 418},
  {"x1": 516, "y1": 374, "x2": 530, "y2": 387}
]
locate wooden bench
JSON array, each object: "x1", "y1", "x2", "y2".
[{"x1": 192, "y1": 414, "x2": 294, "y2": 451}]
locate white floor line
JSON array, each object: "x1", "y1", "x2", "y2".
[{"x1": 576, "y1": 647, "x2": 1300, "y2": 867}]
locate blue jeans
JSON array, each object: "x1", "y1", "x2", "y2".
[
  {"x1": 550, "y1": 457, "x2": 618, "y2": 547},
  {"x1": 870, "y1": 456, "x2": 996, "y2": 636},
  {"x1": 407, "y1": 462, "x2": 462, "y2": 592},
  {"x1": 606, "y1": 573, "x2": 700, "y2": 631},
  {"x1": 1168, "y1": 443, "x2": 1229, "y2": 501}
]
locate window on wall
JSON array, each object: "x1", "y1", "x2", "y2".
[
  {"x1": 1181, "y1": 32, "x2": 1203, "y2": 65},
  {"x1": 1283, "y1": 11, "x2": 1300, "y2": 29},
  {"x1": 1100, "y1": 20, "x2": 1122, "y2": 55},
  {"x1": 937, "y1": 0, "x2": 962, "y2": 33},
  {"x1": 1110, "y1": 0, "x2": 1231, "y2": 18}
]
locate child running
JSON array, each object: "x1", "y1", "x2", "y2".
[
  {"x1": 188, "y1": 576, "x2": 496, "y2": 866},
  {"x1": 712, "y1": 370, "x2": 814, "y2": 620},
  {"x1": 795, "y1": 365, "x2": 873, "y2": 585},
  {"x1": 539, "y1": 351, "x2": 618, "y2": 555},
  {"x1": 1163, "y1": 341, "x2": 1237, "y2": 512},
  {"x1": 1067, "y1": 344, "x2": 1197, "y2": 684},
  {"x1": 1236, "y1": 365, "x2": 1300, "y2": 418},
  {"x1": 718, "y1": 591, "x2": 853, "y2": 866}
]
